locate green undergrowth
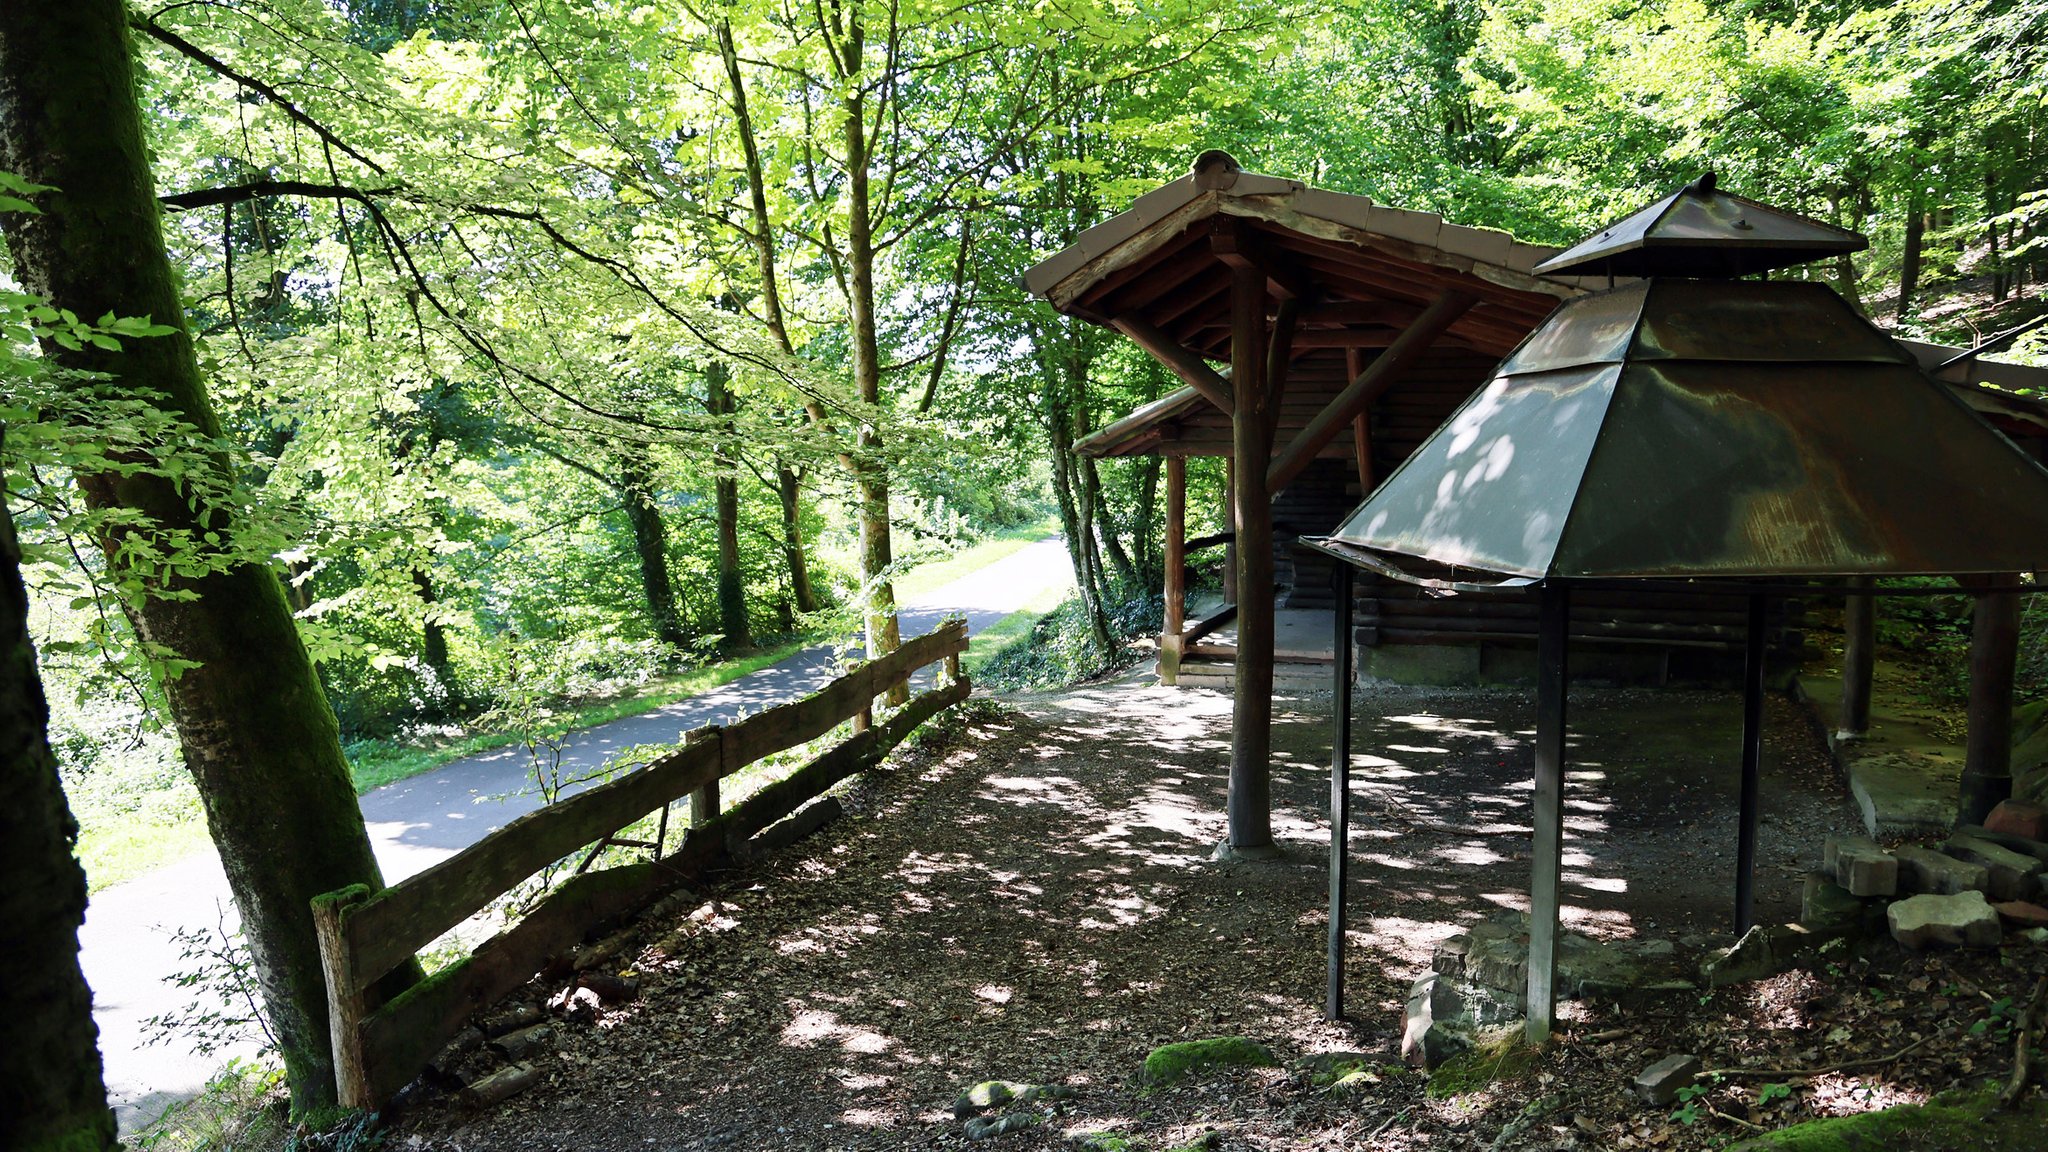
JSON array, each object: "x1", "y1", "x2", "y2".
[
  {"x1": 1723, "y1": 1087, "x2": 2048, "y2": 1151},
  {"x1": 128, "y1": 1058, "x2": 287, "y2": 1152},
  {"x1": 1425, "y1": 1030, "x2": 1538, "y2": 1099},
  {"x1": 1141, "y1": 1036, "x2": 1277, "y2": 1085}
]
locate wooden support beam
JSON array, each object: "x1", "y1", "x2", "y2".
[
  {"x1": 1266, "y1": 289, "x2": 1478, "y2": 493},
  {"x1": 1962, "y1": 577, "x2": 2021, "y2": 825},
  {"x1": 1264, "y1": 296, "x2": 1299, "y2": 439},
  {"x1": 1161, "y1": 456, "x2": 1186, "y2": 686},
  {"x1": 1346, "y1": 348, "x2": 1374, "y2": 494},
  {"x1": 1224, "y1": 257, "x2": 1277, "y2": 857},
  {"x1": 1288, "y1": 329, "x2": 1471, "y2": 350},
  {"x1": 1526, "y1": 583, "x2": 1570, "y2": 1047},
  {"x1": 1211, "y1": 215, "x2": 1316, "y2": 301},
  {"x1": 1839, "y1": 577, "x2": 1875, "y2": 740},
  {"x1": 1300, "y1": 300, "x2": 1424, "y2": 328},
  {"x1": 1113, "y1": 314, "x2": 1233, "y2": 415}
]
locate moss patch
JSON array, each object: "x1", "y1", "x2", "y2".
[
  {"x1": 1141, "y1": 1036, "x2": 1277, "y2": 1085},
  {"x1": 1425, "y1": 1029, "x2": 1537, "y2": 1099},
  {"x1": 1725, "y1": 1089, "x2": 2048, "y2": 1150}
]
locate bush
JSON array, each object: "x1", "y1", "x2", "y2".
[{"x1": 977, "y1": 587, "x2": 1163, "y2": 691}]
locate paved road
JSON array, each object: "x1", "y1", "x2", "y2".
[{"x1": 78, "y1": 538, "x2": 1074, "y2": 1132}]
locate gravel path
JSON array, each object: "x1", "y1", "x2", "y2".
[{"x1": 396, "y1": 672, "x2": 1867, "y2": 1151}]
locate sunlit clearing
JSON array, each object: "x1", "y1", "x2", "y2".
[{"x1": 781, "y1": 1006, "x2": 893, "y2": 1054}]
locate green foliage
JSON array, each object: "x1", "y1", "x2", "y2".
[
  {"x1": 1140, "y1": 1036, "x2": 1277, "y2": 1086},
  {"x1": 139, "y1": 912, "x2": 279, "y2": 1061}
]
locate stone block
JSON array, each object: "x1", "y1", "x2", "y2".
[
  {"x1": 1824, "y1": 834, "x2": 1898, "y2": 897},
  {"x1": 1953, "y1": 825, "x2": 2048, "y2": 864},
  {"x1": 491, "y1": 1023, "x2": 554, "y2": 1061},
  {"x1": 1944, "y1": 834, "x2": 2046, "y2": 901},
  {"x1": 1893, "y1": 846, "x2": 1988, "y2": 896},
  {"x1": 1993, "y1": 901, "x2": 2048, "y2": 929},
  {"x1": 1986, "y1": 799, "x2": 2048, "y2": 841},
  {"x1": 1802, "y1": 872, "x2": 1865, "y2": 928},
  {"x1": 1887, "y1": 891, "x2": 2003, "y2": 949},
  {"x1": 1432, "y1": 933, "x2": 1471, "y2": 977},
  {"x1": 1402, "y1": 972, "x2": 1521, "y2": 1069},
  {"x1": 1634, "y1": 1054, "x2": 1702, "y2": 1106}
]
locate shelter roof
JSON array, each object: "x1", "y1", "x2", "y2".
[
  {"x1": 1025, "y1": 153, "x2": 1594, "y2": 368},
  {"x1": 1320, "y1": 280, "x2": 2048, "y2": 578},
  {"x1": 1536, "y1": 172, "x2": 1866, "y2": 279}
]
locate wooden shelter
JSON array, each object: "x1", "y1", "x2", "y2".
[
  {"x1": 1026, "y1": 151, "x2": 1590, "y2": 855},
  {"x1": 1028, "y1": 152, "x2": 2048, "y2": 859}
]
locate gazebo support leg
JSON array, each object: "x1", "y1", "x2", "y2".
[
  {"x1": 1736, "y1": 593, "x2": 1768, "y2": 934},
  {"x1": 1160, "y1": 457, "x2": 1185, "y2": 686},
  {"x1": 1327, "y1": 564, "x2": 1354, "y2": 1021},
  {"x1": 1526, "y1": 582, "x2": 1569, "y2": 1047},
  {"x1": 1961, "y1": 580, "x2": 2020, "y2": 826},
  {"x1": 1838, "y1": 577, "x2": 1875, "y2": 741}
]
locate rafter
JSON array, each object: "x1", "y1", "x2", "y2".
[{"x1": 1113, "y1": 314, "x2": 1234, "y2": 415}]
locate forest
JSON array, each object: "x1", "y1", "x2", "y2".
[{"x1": 4, "y1": 0, "x2": 2047, "y2": 1147}]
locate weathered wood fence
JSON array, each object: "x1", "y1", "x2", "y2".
[{"x1": 312, "y1": 620, "x2": 970, "y2": 1108}]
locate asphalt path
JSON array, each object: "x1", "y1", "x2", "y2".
[{"x1": 78, "y1": 537, "x2": 1074, "y2": 1133}]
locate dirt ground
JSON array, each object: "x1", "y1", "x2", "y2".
[{"x1": 389, "y1": 677, "x2": 2047, "y2": 1151}]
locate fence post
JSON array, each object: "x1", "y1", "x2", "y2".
[
  {"x1": 311, "y1": 884, "x2": 374, "y2": 1108},
  {"x1": 686, "y1": 726, "x2": 720, "y2": 826}
]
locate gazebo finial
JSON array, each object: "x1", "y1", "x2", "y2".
[{"x1": 1192, "y1": 149, "x2": 1241, "y2": 191}]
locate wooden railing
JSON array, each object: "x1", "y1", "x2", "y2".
[{"x1": 311, "y1": 620, "x2": 970, "y2": 1108}]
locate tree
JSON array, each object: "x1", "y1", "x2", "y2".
[
  {"x1": 0, "y1": 1, "x2": 404, "y2": 1113},
  {"x1": 1, "y1": 424, "x2": 118, "y2": 1150}
]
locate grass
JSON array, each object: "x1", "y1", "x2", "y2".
[
  {"x1": 892, "y1": 517, "x2": 1058, "y2": 601},
  {"x1": 346, "y1": 639, "x2": 807, "y2": 794},
  {"x1": 963, "y1": 581, "x2": 1071, "y2": 678},
  {"x1": 77, "y1": 816, "x2": 215, "y2": 893}
]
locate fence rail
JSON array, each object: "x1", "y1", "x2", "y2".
[{"x1": 312, "y1": 620, "x2": 970, "y2": 1107}]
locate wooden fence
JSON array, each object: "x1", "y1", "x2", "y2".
[{"x1": 311, "y1": 620, "x2": 970, "y2": 1108}]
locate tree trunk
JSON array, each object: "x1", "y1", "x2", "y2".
[
  {"x1": 1898, "y1": 196, "x2": 1925, "y2": 322},
  {"x1": 705, "y1": 363, "x2": 752, "y2": 652},
  {"x1": 0, "y1": 1, "x2": 403, "y2": 1111},
  {"x1": 776, "y1": 464, "x2": 817, "y2": 614},
  {"x1": 617, "y1": 446, "x2": 686, "y2": 647},
  {"x1": 840, "y1": 15, "x2": 904, "y2": 703},
  {"x1": 1, "y1": 450, "x2": 118, "y2": 1152},
  {"x1": 411, "y1": 566, "x2": 460, "y2": 714}
]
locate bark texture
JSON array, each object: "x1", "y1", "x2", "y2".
[
  {"x1": 618, "y1": 446, "x2": 686, "y2": 647},
  {"x1": 0, "y1": 457, "x2": 118, "y2": 1152},
  {"x1": 706, "y1": 363, "x2": 752, "y2": 651},
  {"x1": 0, "y1": 1, "x2": 398, "y2": 1111}
]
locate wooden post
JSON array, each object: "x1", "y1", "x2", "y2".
[
  {"x1": 1962, "y1": 578, "x2": 2021, "y2": 825},
  {"x1": 1526, "y1": 583, "x2": 1569, "y2": 1046},
  {"x1": 311, "y1": 885, "x2": 373, "y2": 1108},
  {"x1": 1736, "y1": 593, "x2": 1768, "y2": 934},
  {"x1": 1162, "y1": 456, "x2": 1187, "y2": 685},
  {"x1": 1838, "y1": 577, "x2": 1875, "y2": 740},
  {"x1": 1346, "y1": 349, "x2": 1374, "y2": 494},
  {"x1": 945, "y1": 647, "x2": 962, "y2": 686},
  {"x1": 1222, "y1": 457, "x2": 1238, "y2": 607},
  {"x1": 1225, "y1": 258, "x2": 1277, "y2": 857},
  {"x1": 685, "y1": 726, "x2": 720, "y2": 827},
  {"x1": 1326, "y1": 562, "x2": 1355, "y2": 1020}
]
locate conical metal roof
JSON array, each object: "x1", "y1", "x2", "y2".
[
  {"x1": 1536, "y1": 173, "x2": 1866, "y2": 279},
  {"x1": 1319, "y1": 279, "x2": 2048, "y2": 579}
]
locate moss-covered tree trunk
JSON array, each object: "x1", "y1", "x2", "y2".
[
  {"x1": 0, "y1": 1, "x2": 399, "y2": 1113},
  {"x1": 617, "y1": 446, "x2": 686, "y2": 647},
  {"x1": 705, "y1": 363, "x2": 752, "y2": 652},
  {"x1": 776, "y1": 464, "x2": 817, "y2": 615},
  {"x1": 0, "y1": 448, "x2": 118, "y2": 1152}
]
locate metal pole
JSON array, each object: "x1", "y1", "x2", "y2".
[
  {"x1": 1327, "y1": 563, "x2": 1355, "y2": 1021},
  {"x1": 1525, "y1": 582, "x2": 1569, "y2": 1046},
  {"x1": 1735, "y1": 592, "x2": 1768, "y2": 934}
]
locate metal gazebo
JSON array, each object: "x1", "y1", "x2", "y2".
[{"x1": 1307, "y1": 175, "x2": 2048, "y2": 1042}]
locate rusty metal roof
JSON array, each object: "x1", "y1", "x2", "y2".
[
  {"x1": 1319, "y1": 278, "x2": 2048, "y2": 578},
  {"x1": 1536, "y1": 173, "x2": 1866, "y2": 279}
]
